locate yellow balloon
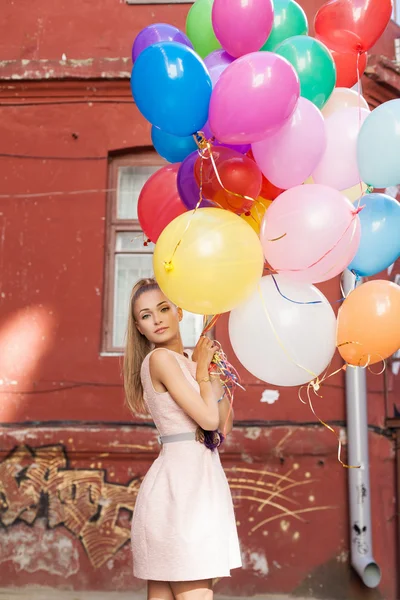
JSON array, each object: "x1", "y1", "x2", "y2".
[
  {"x1": 341, "y1": 182, "x2": 368, "y2": 203},
  {"x1": 304, "y1": 176, "x2": 367, "y2": 203},
  {"x1": 154, "y1": 208, "x2": 264, "y2": 315},
  {"x1": 241, "y1": 197, "x2": 272, "y2": 234}
]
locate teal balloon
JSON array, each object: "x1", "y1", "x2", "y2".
[
  {"x1": 261, "y1": 0, "x2": 308, "y2": 51},
  {"x1": 131, "y1": 41, "x2": 212, "y2": 137},
  {"x1": 357, "y1": 99, "x2": 400, "y2": 188},
  {"x1": 274, "y1": 36, "x2": 336, "y2": 109},
  {"x1": 348, "y1": 193, "x2": 400, "y2": 277},
  {"x1": 151, "y1": 126, "x2": 198, "y2": 163}
]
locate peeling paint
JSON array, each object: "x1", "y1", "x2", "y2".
[
  {"x1": 0, "y1": 519, "x2": 79, "y2": 577},
  {"x1": 260, "y1": 389, "x2": 280, "y2": 404},
  {"x1": 244, "y1": 427, "x2": 261, "y2": 440}
]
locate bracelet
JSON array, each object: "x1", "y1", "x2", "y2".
[{"x1": 197, "y1": 376, "x2": 210, "y2": 384}]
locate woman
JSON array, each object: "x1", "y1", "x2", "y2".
[{"x1": 124, "y1": 277, "x2": 241, "y2": 600}]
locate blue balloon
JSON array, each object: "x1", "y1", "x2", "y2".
[
  {"x1": 151, "y1": 126, "x2": 198, "y2": 163},
  {"x1": 357, "y1": 99, "x2": 400, "y2": 188},
  {"x1": 131, "y1": 42, "x2": 212, "y2": 137},
  {"x1": 348, "y1": 193, "x2": 400, "y2": 277}
]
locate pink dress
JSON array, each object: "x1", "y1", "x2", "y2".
[{"x1": 131, "y1": 348, "x2": 242, "y2": 582}]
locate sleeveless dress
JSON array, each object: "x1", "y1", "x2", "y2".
[{"x1": 131, "y1": 348, "x2": 242, "y2": 582}]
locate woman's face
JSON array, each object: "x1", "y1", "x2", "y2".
[{"x1": 134, "y1": 288, "x2": 182, "y2": 345}]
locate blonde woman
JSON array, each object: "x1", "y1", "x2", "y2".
[{"x1": 124, "y1": 278, "x2": 241, "y2": 600}]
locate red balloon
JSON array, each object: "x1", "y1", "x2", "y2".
[
  {"x1": 138, "y1": 164, "x2": 187, "y2": 242},
  {"x1": 194, "y1": 146, "x2": 262, "y2": 214},
  {"x1": 330, "y1": 48, "x2": 368, "y2": 88},
  {"x1": 314, "y1": 0, "x2": 393, "y2": 54},
  {"x1": 247, "y1": 149, "x2": 285, "y2": 200}
]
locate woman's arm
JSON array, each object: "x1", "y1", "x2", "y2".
[
  {"x1": 211, "y1": 375, "x2": 234, "y2": 435},
  {"x1": 149, "y1": 348, "x2": 220, "y2": 431}
]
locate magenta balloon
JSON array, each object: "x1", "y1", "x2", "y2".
[
  {"x1": 212, "y1": 0, "x2": 274, "y2": 58},
  {"x1": 132, "y1": 24, "x2": 193, "y2": 62},
  {"x1": 260, "y1": 184, "x2": 361, "y2": 283},
  {"x1": 209, "y1": 52, "x2": 300, "y2": 145},
  {"x1": 252, "y1": 98, "x2": 327, "y2": 189},
  {"x1": 204, "y1": 50, "x2": 234, "y2": 87},
  {"x1": 312, "y1": 107, "x2": 370, "y2": 190},
  {"x1": 177, "y1": 151, "x2": 214, "y2": 210}
]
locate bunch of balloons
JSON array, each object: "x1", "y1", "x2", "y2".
[{"x1": 130, "y1": 0, "x2": 400, "y2": 387}]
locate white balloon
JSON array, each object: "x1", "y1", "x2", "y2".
[{"x1": 229, "y1": 275, "x2": 336, "y2": 387}]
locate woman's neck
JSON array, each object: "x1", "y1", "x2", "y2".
[{"x1": 154, "y1": 337, "x2": 185, "y2": 356}]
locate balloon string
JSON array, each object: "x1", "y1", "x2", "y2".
[
  {"x1": 194, "y1": 132, "x2": 256, "y2": 213},
  {"x1": 270, "y1": 273, "x2": 345, "y2": 306},
  {"x1": 356, "y1": 51, "x2": 364, "y2": 203},
  {"x1": 163, "y1": 145, "x2": 207, "y2": 272},
  {"x1": 271, "y1": 207, "x2": 363, "y2": 277}
]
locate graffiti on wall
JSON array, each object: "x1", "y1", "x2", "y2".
[{"x1": 0, "y1": 444, "x2": 142, "y2": 569}]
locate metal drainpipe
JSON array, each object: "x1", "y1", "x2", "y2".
[{"x1": 342, "y1": 269, "x2": 382, "y2": 588}]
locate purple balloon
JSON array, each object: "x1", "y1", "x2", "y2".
[
  {"x1": 177, "y1": 152, "x2": 214, "y2": 210},
  {"x1": 132, "y1": 24, "x2": 193, "y2": 62},
  {"x1": 204, "y1": 50, "x2": 235, "y2": 87},
  {"x1": 202, "y1": 121, "x2": 251, "y2": 155}
]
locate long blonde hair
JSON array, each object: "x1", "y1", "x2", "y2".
[{"x1": 123, "y1": 277, "x2": 160, "y2": 415}]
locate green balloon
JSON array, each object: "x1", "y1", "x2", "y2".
[
  {"x1": 186, "y1": 0, "x2": 221, "y2": 59},
  {"x1": 274, "y1": 36, "x2": 336, "y2": 109},
  {"x1": 261, "y1": 0, "x2": 308, "y2": 51}
]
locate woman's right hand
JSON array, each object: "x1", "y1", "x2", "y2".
[{"x1": 195, "y1": 336, "x2": 219, "y2": 379}]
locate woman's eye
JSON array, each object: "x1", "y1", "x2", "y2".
[
  {"x1": 161, "y1": 306, "x2": 169, "y2": 312},
  {"x1": 142, "y1": 314, "x2": 150, "y2": 320}
]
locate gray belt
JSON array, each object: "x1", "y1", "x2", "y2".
[{"x1": 158, "y1": 431, "x2": 197, "y2": 445}]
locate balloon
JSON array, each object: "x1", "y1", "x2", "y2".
[
  {"x1": 252, "y1": 97, "x2": 327, "y2": 189},
  {"x1": 314, "y1": 0, "x2": 393, "y2": 54},
  {"x1": 211, "y1": 0, "x2": 274, "y2": 58},
  {"x1": 138, "y1": 164, "x2": 187, "y2": 242},
  {"x1": 194, "y1": 146, "x2": 262, "y2": 214},
  {"x1": 151, "y1": 126, "x2": 198, "y2": 163},
  {"x1": 177, "y1": 152, "x2": 214, "y2": 210},
  {"x1": 131, "y1": 42, "x2": 212, "y2": 137},
  {"x1": 241, "y1": 197, "x2": 272, "y2": 234},
  {"x1": 209, "y1": 52, "x2": 300, "y2": 145},
  {"x1": 274, "y1": 36, "x2": 336, "y2": 109},
  {"x1": 229, "y1": 275, "x2": 336, "y2": 386},
  {"x1": 202, "y1": 121, "x2": 251, "y2": 154},
  {"x1": 153, "y1": 208, "x2": 264, "y2": 314},
  {"x1": 348, "y1": 193, "x2": 400, "y2": 277},
  {"x1": 342, "y1": 182, "x2": 368, "y2": 204},
  {"x1": 132, "y1": 24, "x2": 193, "y2": 62},
  {"x1": 260, "y1": 184, "x2": 361, "y2": 283},
  {"x1": 322, "y1": 87, "x2": 370, "y2": 118},
  {"x1": 203, "y1": 49, "x2": 234, "y2": 87},
  {"x1": 248, "y1": 150, "x2": 287, "y2": 199},
  {"x1": 312, "y1": 107, "x2": 370, "y2": 190},
  {"x1": 186, "y1": 0, "x2": 221, "y2": 58},
  {"x1": 330, "y1": 48, "x2": 368, "y2": 88},
  {"x1": 261, "y1": 0, "x2": 308, "y2": 52},
  {"x1": 357, "y1": 99, "x2": 400, "y2": 188},
  {"x1": 337, "y1": 280, "x2": 400, "y2": 366}
]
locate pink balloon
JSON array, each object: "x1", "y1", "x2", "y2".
[
  {"x1": 312, "y1": 107, "x2": 370, "y2": 190},
  {"x1": 260, "y1": 184, "x2": 361, "y2": 283},
  {"x1": 209, "y1": 52, "x2": 300, "y2": 145},
  {"x1": 212, "y1": 0, "x2": 274, "y2": 58},
  {"x1": 252, "y1": 98, "x2": 327, "y2": 189}
]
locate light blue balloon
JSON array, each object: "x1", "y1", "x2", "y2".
[
  {"x1": 357, "y1": 99, "x2": 400, "y2": 188},
  {"x1": 131, "y1": 41, "x2": 212, "y2": 137},
  {"x1": 151, "y1": 126, "x2": 198, "y2": 163},
  {"x1": 348, "y1": 193, "x2": 400, "y2": 277}
]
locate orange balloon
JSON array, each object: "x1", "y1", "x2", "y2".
[
  {"x1": 337, "y1": 280, "x2": 400, "y2": 366},
  {"x1": 241, "y1": 196, "x2": 272, "y2": 234}
]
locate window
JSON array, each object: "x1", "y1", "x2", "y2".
[{"x1": 103, "y1": 150, "x2": 204, "y2": 353}]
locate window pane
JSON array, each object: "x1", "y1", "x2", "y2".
[
  {"x1": 116, "y1": 231, "x2": 155, "y2": 253},
  {"x1": 113, "y1": 252, "x2": 203, "y2": 349},
  {"x1": 117, "y1": 166, "x2": 160, "y2": 220}
]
